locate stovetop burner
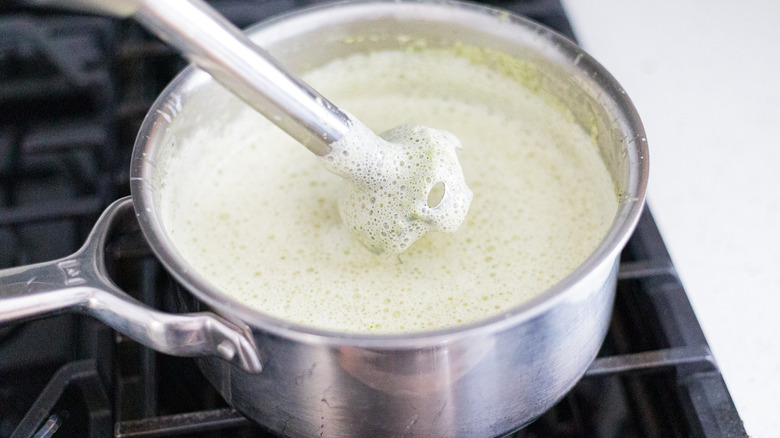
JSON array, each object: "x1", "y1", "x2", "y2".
[{"x1": 0, "y1": 1, "x2": 746, "y2": 437}]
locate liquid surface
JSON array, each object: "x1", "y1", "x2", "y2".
[
  {"x1": 161, "y1": 50, "x2": 618, "y2": 333},
  {"x1": 324, "y1": 119, "x2": 472, "y2": 261}
]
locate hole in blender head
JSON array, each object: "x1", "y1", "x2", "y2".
[{"x1": 427, "y1": 181, "x2": 445, "y2": 208}]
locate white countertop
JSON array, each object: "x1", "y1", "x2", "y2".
[{"x1": 561, "y1": 1, "x2": 780, "y2": 436}]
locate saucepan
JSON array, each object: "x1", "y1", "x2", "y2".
[{"x1": 0, "y1": 1, "x2": 648, "y2": 436}]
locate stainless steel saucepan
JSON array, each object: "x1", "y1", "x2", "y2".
[{"x1": 0, "y1": 1, "x2": 648, "y2": 436}]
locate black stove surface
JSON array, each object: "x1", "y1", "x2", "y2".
[{"x1": 0, "y1": 1, "x2": 746, "y2": 437}]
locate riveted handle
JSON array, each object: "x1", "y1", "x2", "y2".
[{"x1": 0, "y1": 197, "x2": 262, "y2": 374}]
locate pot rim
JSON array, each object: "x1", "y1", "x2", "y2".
[{"x1": 130, "y1": 0, "x2": 648, "y2": 349}]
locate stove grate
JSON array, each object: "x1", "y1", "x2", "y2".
[{"x1": 9, "y1": 360, "x2": 111, "y2": 438}]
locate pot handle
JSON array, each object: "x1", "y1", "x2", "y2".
[{"x1": 0, "y1": 197, "x2": 262, "y2": 374}]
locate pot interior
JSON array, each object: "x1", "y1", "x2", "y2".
[{"x1": 130, "y1": 0, "x2": 647, "y2": 339}]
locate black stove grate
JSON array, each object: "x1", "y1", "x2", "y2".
[{"x1": 0, "y1": 1, "x2": 746, "y2": 437}]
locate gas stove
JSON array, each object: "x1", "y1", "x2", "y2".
[{"x1": 0, "y1": 1, "x2": 746, "y2": 437}]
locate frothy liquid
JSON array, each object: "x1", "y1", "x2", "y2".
[
  {"x1": 161, "y1": 50, "x2": 618, "y2": 333},
  {"x1": 323, "y1": 119, "x2": 472, "y2": 261}
]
